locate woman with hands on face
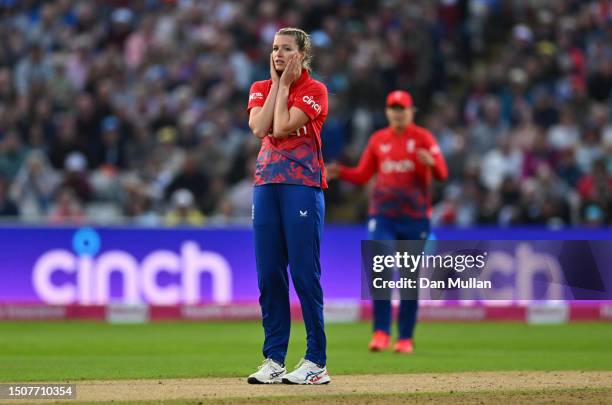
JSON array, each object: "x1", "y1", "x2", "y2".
[{"x1": 246, "y1": 27, "x2": 331, "y2": 385}]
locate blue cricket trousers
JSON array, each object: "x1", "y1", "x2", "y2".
[
  {"x1": 253, "y1": 183, "x2": 326, "y2": 366},
  {"x1": 368, "y1": 215, "x2": 430, "y2": 339}
]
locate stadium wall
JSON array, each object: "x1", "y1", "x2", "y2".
[{"x1": 0, "y1": 225, "x2": 610, "y2": 322}]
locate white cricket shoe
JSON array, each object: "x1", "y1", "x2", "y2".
[
  {"x1": 282, "y1": 358, "x2": 331, "y2": 385},
  {"x1": 247, "y1": 358, "x2": 286, "y2": 384}
]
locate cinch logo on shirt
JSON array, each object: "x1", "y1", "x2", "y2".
[
  {"x1": 302, "y1": 95, "x2": 321, "y2": 114},
  {"x1": 249, "y1": 92, "x2": 264, "y2": 101},
  {"x1": 381, "y1": 159, "x2": 414, "y2": 174}
]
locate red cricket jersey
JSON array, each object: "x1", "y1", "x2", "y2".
[
  {"x1": 247, "y1": 70, "x2": 328, "y2": 189},
  {"x1": 339, "y1": 124, "x2": 448, "y2": 218}
]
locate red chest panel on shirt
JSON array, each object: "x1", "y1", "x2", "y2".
[
  {"x1": 370, "y1": 126, "x2": 434, "y2": 218},
  {"x1": 374, "y1": 129, "x2": 428, "y2": 182}
]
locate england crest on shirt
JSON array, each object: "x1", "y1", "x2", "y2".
[{"x1": 406, "y1": 139, "x2": 415, "y2": 153}]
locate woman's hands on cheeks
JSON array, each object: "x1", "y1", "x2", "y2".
[{"x1": 280, "y1": 55, "x2": 301, "y2": 87}]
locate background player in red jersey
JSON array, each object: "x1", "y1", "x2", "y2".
[
  {"x1": 246, "y1": 27, "x2": 330, "y2": 384},
  {"x1": 327, "y1": 90, "x2": 448, "y2": 353}
]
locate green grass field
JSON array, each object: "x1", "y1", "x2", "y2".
[{"x1": 1, "y1": 321, "x2": 611, "y2": 382}]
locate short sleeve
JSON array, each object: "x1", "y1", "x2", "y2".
[
  {"x1": 247, "y1": 81, "x2": 268, "y2": 111},
  {"x1": 424, "y1": 130, "x2": 441, "y2": 156},
  {"x1": 292, "y1": 82, "x2": 328, "y2": 120},
  {"x1": 422, "y1": 129, "x2": 448, "y2": 180}
]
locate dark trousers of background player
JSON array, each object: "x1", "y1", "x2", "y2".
[
  {"x1": 368, "y1": 215, "x2": 430, "y2": 339},
  {"x1": 252, "y1": 183, "x2": 327, "y2": 367}
]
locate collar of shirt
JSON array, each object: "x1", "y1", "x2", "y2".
[
  {"x1": 291, "y1": 69, "x2": 310, "y2": 90},
  {"x1": 389, "y1": 123, "x2": 415, "y2": 137}
]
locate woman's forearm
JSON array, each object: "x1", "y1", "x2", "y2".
[
  {"x1": 272, "y1": 85, "x2": 291, "y2": 138},
  {"x1": 249, "y1": 83, "x2": 279, "y2": 138}
]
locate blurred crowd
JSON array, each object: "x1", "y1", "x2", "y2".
[{"x1": 0, "y1": 0, "x2": 610, "y2": 227}]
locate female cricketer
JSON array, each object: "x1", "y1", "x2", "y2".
[
  {"x1": 327, "y1": 90, "x2": 448, "y2": 354},
  {"x1": 246, "y1": 27, "x2": 330, "y2": 384}
]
